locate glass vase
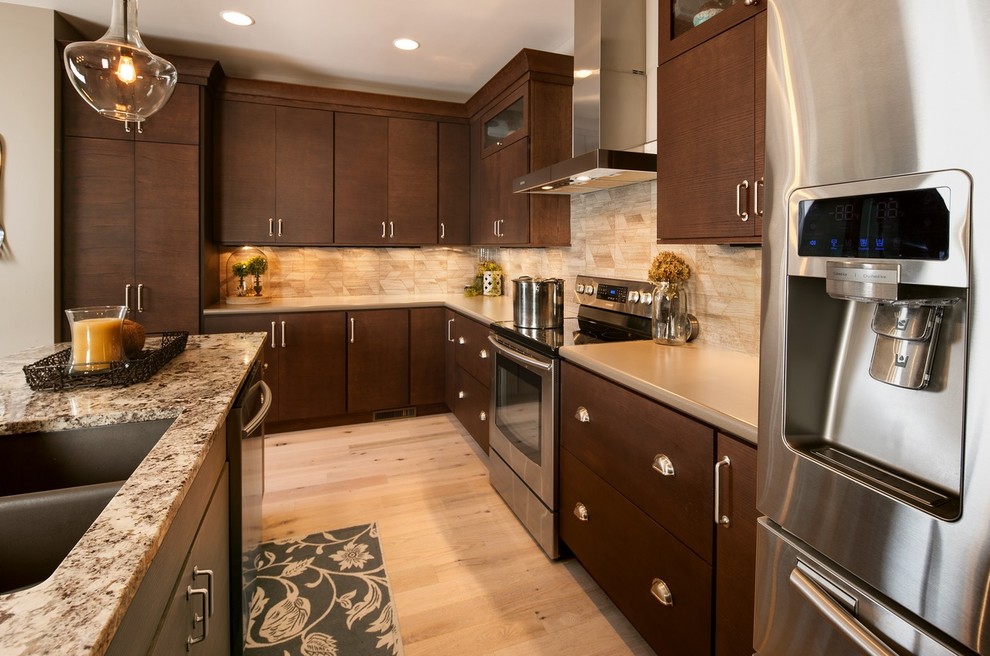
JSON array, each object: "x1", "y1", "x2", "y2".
[
  {"x1": 65, "y1": 305, "x2": 127, "y2": 374},
  {"x1": 652, "y1": 282, "x2": 692, "y2": 345}
]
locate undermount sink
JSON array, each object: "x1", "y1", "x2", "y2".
[{"x1": 0, "y1": 418, "x2": 174, "y2": 594}]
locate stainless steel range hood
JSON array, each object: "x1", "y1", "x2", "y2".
[{"x1": 514, "y1": 0, "x2": 656, "y2": 195}]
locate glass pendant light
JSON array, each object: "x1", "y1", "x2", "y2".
[{"x1": 63, "y1": 0, "x2": 177, "y2": 125}]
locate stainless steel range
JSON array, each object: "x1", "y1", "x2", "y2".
[{"x1": 487, "y1": 274, "x2": 655, "y2": 558}]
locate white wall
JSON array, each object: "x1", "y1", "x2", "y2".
[{"x1": 0, "y1": 3, "x2": 57, "y2": 357}]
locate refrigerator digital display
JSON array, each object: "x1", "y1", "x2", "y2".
[{"x1": 797, "y1": 187, "x2": 950, "y2": 260}]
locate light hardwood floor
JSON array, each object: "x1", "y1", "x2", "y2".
[{"x1": 262, "y1": 413, "x2": 655, "y2": 656}]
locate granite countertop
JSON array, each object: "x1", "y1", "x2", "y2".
[{"x1": 0, "y1": 333, "x2": 265, "y2": 655}]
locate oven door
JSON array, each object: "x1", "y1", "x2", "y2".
[{"x1": 487, "y1": 333, "x2": 557, "y2": 510}]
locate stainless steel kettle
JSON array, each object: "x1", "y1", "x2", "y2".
[{"x1": 512, "y1": 277, "x2": 564, "y2": 328}]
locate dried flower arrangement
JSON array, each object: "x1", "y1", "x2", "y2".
[{"x1": 648, "y1": 251, "x2": 691, "y2": 286}]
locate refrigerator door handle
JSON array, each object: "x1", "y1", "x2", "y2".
[{"x1": 789, "y1": 566, "x2": 898, "y2": 656}]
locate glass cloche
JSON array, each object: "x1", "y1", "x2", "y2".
[{"x1": 225, "y1": 247, "x2": 272, "y2": 304}]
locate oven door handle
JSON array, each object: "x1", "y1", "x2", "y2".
[{"x1": 487, "y1": 335, "x2": 553, "y2": 371}]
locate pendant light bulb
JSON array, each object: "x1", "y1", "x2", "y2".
[{"x1": 63, "y1": 0, "x2": 177, "y2": 124}]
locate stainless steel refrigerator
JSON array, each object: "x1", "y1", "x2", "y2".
[{"x1": 757, "y1": 1, "x2": 990, "y2": 654}]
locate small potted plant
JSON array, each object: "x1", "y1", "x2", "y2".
[{"x1": 232, "y1": 260, "x2": 249, "y2": 296}]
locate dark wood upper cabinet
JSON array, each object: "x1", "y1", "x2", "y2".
[
  {"x1": 657, "y1": 11, "x2": 765, "y2": 244},
  {"x1": 659, "y1": 0, "x2": 765, "y2": 63},
  {"x1": 438, "y1": 122, "x2": 471, "y2": 245},
  {"x1": 334, "y1": 114, "x2": 439, "y2": 245},
  {"x1": 217, "y1": 100, "x2": 333, "y2": 245}
]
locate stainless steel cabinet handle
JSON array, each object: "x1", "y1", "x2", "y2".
[
  {"x1": 575, "y1": 406, "x2": 591, "y2": 423},
  {"x1": 270, "y1": 321, "x2": 276, "y2": 349},
  {"x1": 479, "y1": 411, "x2": 487, "y2": 421},
  {"x1": 715, "y1": 455, "x2": 731, "y2": 527},
  {"x1": 280, "y1": 320, "x2": 286, "y2": 348},
  {"x1": 653, "y1": 454, "x2": 676, "y2": 477},
  {"x1": 277, "y1": 218, "x2": 283, "y2": 237},
  {"x1": 440, "y1": 222, "x2": 446, "y2": 240},
  {"x1": 381, "y1": 221, "x2": 387, "y2": 239},
  {"x1": 790, "y1": 567, "x2": 898, "y2": 656},
  {"x1": 389, "y1": 221, "x2": 394, "y2": 239},
  {"x1": 650, "y1": 578, "x2": 674, "y2": 607},
  {"x1": 573, "y1": 502, "x2": 589, "y2": 522},
  {"x1": 124, "y1": 284, "x2": 132, "y2": 312},
  {"x1": 186, "y1": 585, "x2": 210, "y2": 646},
  {"x1": 493, "y1": 220, "x2": 499, "y2": 237},
  {"x1": 350, "y1": 317, "x2": 356, "y2": 343},
  {"x1": 136, "y1": 283, "x2": 144, "y2": 313},
  {"x1": 192, "y1": 566, "x2": 215, "y2": 616},
  {"x1": 269, "y1": 217, "x2": 274, "y2": 237},
  {"x1": 479, "y1": 349, "x2": 488, "y2": 360},
  {"x1": 447, "y1": 318, "x2": 455, "y2": 342},
  {"x1": 736, "y1": 180, "x2": 750, "y2": 222},
  {"x1": 754, "y1": 177, "x2": 764, "y2": 217}
]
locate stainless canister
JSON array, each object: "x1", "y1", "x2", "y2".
[{"x1": 512, "y1": 277, "x2": 564, "y2": 328}]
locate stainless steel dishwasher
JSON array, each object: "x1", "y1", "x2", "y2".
[{"x1": 227, "y1": 359, "x2": 271, "y2": 653}]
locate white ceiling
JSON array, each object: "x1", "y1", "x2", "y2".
[{"x1": 14, "y1": 0, "x2": 575, "y2": 102}]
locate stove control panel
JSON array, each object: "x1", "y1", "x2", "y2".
[{"x1": 575, "y1": 275, "x2": 655, "y2": 318}]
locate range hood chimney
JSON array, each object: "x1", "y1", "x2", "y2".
[{"x1": 514, "y1": 0, "x2": 656, "y2": 195}]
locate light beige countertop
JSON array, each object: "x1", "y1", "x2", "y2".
[
  {"x1": 206, "y1": 294, "x2": 759, "y2": 441},
  {"x1": 0, "y1": 333, "x2": 265, "y2": 655},
  {"x1": 559, "y1": 341, "x2": 759, "y2": 444}
]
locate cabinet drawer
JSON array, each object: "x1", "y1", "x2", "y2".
[
  {"x1": 453, "y1": 365, "x2": 490, "y2": 453},
  {"x1": 561, "y1": 362, "x2": 715, "y2": 560},
  {"x1": 454, "y1": 314, "x2": 492, "y2": 386},
  {"x1": 560, "y1": 448, "x2": 712, "y2": 655}
]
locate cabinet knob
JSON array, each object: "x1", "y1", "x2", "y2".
[
  {"x1": 458, "y1": 390, "x2": 466, "y2": 399},
  {"x1": 650, "y1": 578, "x2": 674, "y2": 607},
  {"x1": 479, "y1": 349, "x2": 488, "y2": 360},
  {"x1": 652, "y1": 453, "x2": 675, "y2": 477},
  {"x1": 575, "y1": 406, "x2": 591, "y2": 423},
  {"x1": 479, "y1": 411, "x2": 487, "y2": 422},
  {"x1": 744, "y1": 0, "x2": 758, "y2": 5},
  {"x1": 573, "y1": 502, "x2": 589, "y2": 522},
  {"x1": 458, "y1": 336, "x2": 466, "y2": 345}
]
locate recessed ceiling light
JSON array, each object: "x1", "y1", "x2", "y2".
[
  {"x1": 221, "y1": 10, "x2": 255, "y2": 26},
  {"x1": 574, "y1": 69, "x2": 595, "y2": 79},
  {"x1": 393, "y1": 38, "x2": 420, "y2": 51}
]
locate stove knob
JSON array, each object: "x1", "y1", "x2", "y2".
[
  {"x1": 584, "y1": 285, "x2": 595, "y2": 296},
  {"x1": 629, "y1": 291, "x2": 641, "y2": 303},
  {"x1": 575, "y1": 283, "x2": 585, "y2": 294},
  {"x1": 642, "y1": 292, "x2": 653, "y2": 305}
]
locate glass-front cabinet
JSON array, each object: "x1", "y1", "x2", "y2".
[
  {"x1": 660, "y1": 0, "x2": 764, "y2": 62},
  {"x1": 480, "y1": 87, "x2": 528, "y2": 158}
]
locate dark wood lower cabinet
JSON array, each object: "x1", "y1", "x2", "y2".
[
  {"x1": 453, "y1": 366, "x2": 490, "y2": 453},
  {"x1": 560, "y1": 448, "x2": 713, "y2": 655},
  {"x1": 446, "y1": 310, "x2": 492, "y2": 452},
  {"x1": 277, "y1": 312, "x2": 347, "y2": 422},
  {"x1": 346, "y1": 309, "x2": 410, "y2": 414},
  {"x1": 410, "y1": 308, "x2": 446, "y2": 407}
]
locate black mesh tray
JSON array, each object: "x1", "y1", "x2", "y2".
[{"x1": 23, "y1": 331, "x2": 189, "y2": 391}]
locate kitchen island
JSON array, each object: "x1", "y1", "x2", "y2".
[{"x1": 0, "y1": 333, "x2": 265, "y2": 655}]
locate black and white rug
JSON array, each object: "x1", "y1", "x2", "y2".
[{"x1": 244, "y1": 523, "x2": 404, "y2": 656}]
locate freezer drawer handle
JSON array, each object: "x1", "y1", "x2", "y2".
[
  {"x1": 650, "y1": 578, "x2": 674, "y2": 607},
  {"x1": 715, "y1": 456, "x2": 731, "y2": 527},
  {"x1": 573, "y1": 502, "x2": 589, "y2": 522},
  {"x1": 653, "y1": 454, "x2": 675, "y2": 476},
  {"x1": 789, "y1": 566, "x2": 898, "y2": 656}
]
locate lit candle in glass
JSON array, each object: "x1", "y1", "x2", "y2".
[{"x1": 65, "y1": 306, "x2": 127, "y2": 374}]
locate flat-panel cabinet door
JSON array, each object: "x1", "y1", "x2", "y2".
[
  {"x1": 409, "y1": 308, "x2": 446, "y2": 406},
  {"x1": 277, "y1": 312, "x2": 347, "y2": 421},
  {"x1": 62, "y1": 137, "x2": 136, "y2": 334},
  {"x1": 715, "y1": 433, "x2": 759, "y2": 656},
  {"x1": 346, "y1": 309, "x2": 409, "y2": 413},
  {"x1": 388, "y1": 118, "x2": 438, "y2": 244},
  {"x1": 217, "y1": 101, "x2": 277, "y2": 244},
  {"x1": 274, "y1": 106, "x2": 334, "y2": 245},
  {"x1": 135, "y1": 142, "x2": 201, "y2": 334},
  {"x1": 438, "y1": 123, "x2": 470, "y2": 245},
  {"x1": 496, "y1": 138, "x2": 532, "y2": 244},
  {"x1": 150, "y1": 467, "x2": 230, "y2": 656},
  {"x1": 334, "y1": 113, "x2": 388, "y2": 244}
]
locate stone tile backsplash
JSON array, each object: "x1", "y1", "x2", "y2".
[{"x1": 218, "y1": 181, "x2": 762, "y2": 355}]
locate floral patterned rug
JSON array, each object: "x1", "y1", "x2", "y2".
[{"x1": 244, "y1": 523, "x2": 404, "y2": 656}]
